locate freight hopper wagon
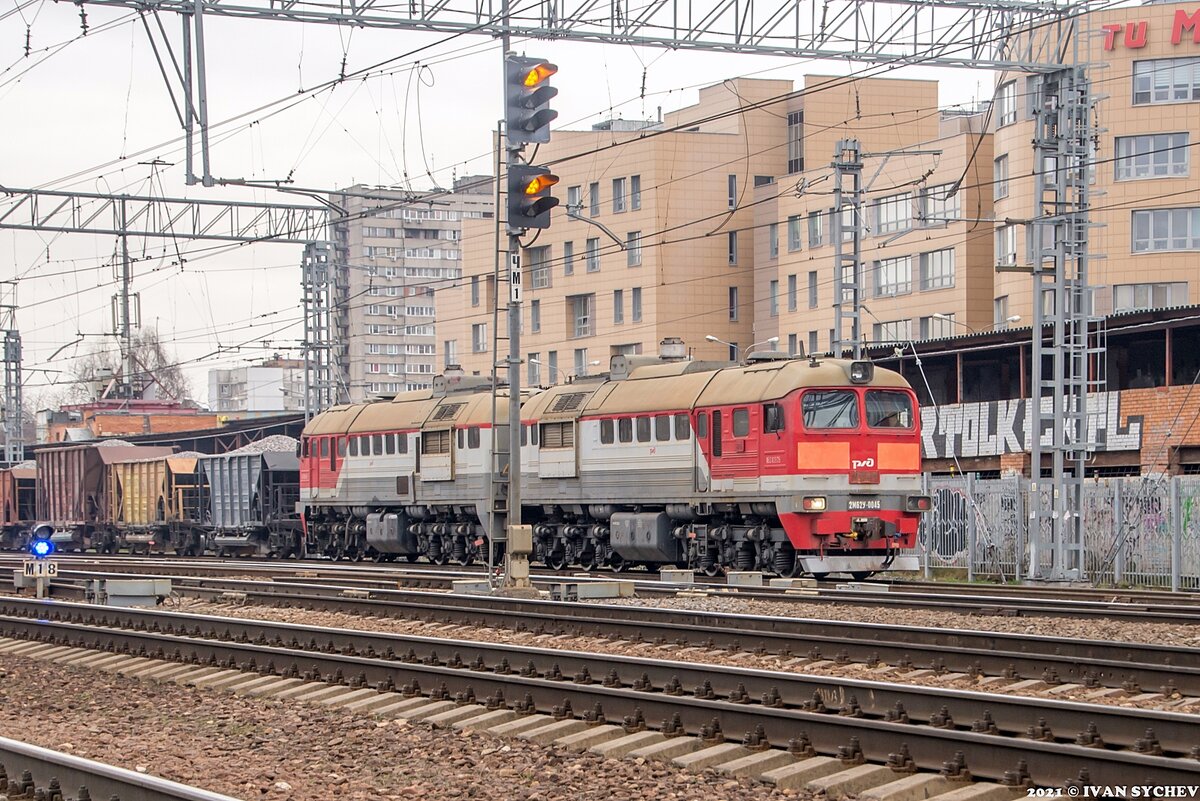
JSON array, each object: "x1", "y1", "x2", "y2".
[
  {"x1": 108, "y1": 454, "x2": 205, "y2": 555},
  {"x1": 34, "y1": 442, "x2": 176, "y2": 551},
  {"x1": 0, "y1": 463, "x2": 35, "y2": 549},
  {"x1": 199, "y1": 443, "x2": 303, "y2": 558}
]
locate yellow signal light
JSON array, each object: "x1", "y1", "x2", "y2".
[
  {"x1": 522, "y1": 63, "x2": 557, "y2": 87},
  {"x1": 523, "y1": 174, "x2": 559, "y2": 195}
]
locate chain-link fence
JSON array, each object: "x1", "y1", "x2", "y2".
[{"x1": 911, "y1": 475, "x2": 1200, "y2": 589}]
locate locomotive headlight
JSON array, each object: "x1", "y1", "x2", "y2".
[
  {"x1": 801, "y1": 496, "x2": 827, "y2": 512},
  {"x1": 906, "y1": 495, "x2": 932, "y2": 512},
  {"x1": 848, "y1": 361, "x2": 874, "y2": 384}
]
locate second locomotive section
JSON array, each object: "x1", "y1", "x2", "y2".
[{"x1": 300, "y1": 349, "x2": 927, "y2": 577}]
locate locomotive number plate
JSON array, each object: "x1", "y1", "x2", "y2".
[{"x1": 847, "y1": 497, "x2": 882, "y2": 511}]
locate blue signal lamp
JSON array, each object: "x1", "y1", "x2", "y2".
[{"x1": 30, "y1": 539, "x2": 54, "y2": 558}]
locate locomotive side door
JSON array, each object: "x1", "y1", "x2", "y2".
[{"x1": 709, "y1": 406, "x2": 759, "y2": 481}]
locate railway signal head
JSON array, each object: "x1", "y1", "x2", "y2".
[
  {"x1": 508, "y1": 164, "x2": 560, "y2": 230},
  {"x1": 30, "y1": 538, "x2": 53, "y2": 558},
  {"x1": 506, "y1": 55, "x2": 559, "y2": 144}
]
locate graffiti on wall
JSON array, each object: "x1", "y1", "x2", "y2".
[{"x1": 920, "y1": 392, "x2": 1144, "y2": 460}]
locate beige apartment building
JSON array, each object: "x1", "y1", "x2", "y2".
[
  {"x1": 753, "y1": 77, "x2": 996, "y2": 356},
  {"x1": 440, "y1": 78, "x2": 793, "y2": 382},
  {"x1": 992, "y1": 1, "x2": 1200, "y2": 323},
  {"x1": 331, "y1": 178, "x2": 493, "y2": 401}
]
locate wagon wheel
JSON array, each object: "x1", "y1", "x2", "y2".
[
  {"x1": 608, "y1": 554, "x2": 627, "y2": 573},
  {"x1": 578, "y1": 550, "x2": 599, "y2": 572},
  {"x1": 545, "y1": 551, "x2": 568, "y2": 571},
  {"x1": 809, "y1": 572, "x2": 830, "y2": 581},
  {"x1": 850, "y1": 571, "x2": 875, "y2": 581},
  {"x1": 405, "y1": 554, "x2": 421, "y2": 563}
]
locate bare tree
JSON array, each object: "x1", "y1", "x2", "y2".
[{"x1": 69, "y1": 327, "x2": 192, "y2": 402}]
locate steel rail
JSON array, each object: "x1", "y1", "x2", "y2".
[
  {"x1": 0, "y1": 736, "x2": 242, "y2": 801},
  {"x1": 7, "y1": 598, "x2": 1198, "y2": 756},
  {"x1": 125, "y1": 579, "x2": 1200, "y2": 695},
  {"x1": 0, "y1": 607, "x2": 1196, "y2": 788}
]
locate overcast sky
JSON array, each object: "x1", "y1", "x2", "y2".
[{"x1": 0, "y1": 3, "x2": 991, "y2": 407}]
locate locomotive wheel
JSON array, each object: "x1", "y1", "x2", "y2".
[
  {"x1": 405, "y1": 554, "x2": 421, "y2": 563},
  {"x1": 578, "y1": 550, "x2": 598, "y2": 571},
  {"x1": 608, "y1": 555, "x2": 627, "y2": 572},
  {"x1": 372, "y1": 552, "x2": 388, "y2": 563},
  {"x1": 702, "y1": 562, "x2": 723, "y2": 577},
  {"x1": 810, "y1": 572, "x2": 830, "y2": 581},
  {"x1": 349, "y1": 549, "x2": 364, "y2": 562},
  {"x1": 545, "y1": 552, "x2": 567, "y2": 571},
  {"x1": 431, "y1": 550, "x2": 449, "y2": 566},
  {"x1": 850, "y1": 571, "x2": 875, "y2": 580}
]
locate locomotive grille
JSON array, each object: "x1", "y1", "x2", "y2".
[
  {"x1": 431, "y1": 403, "x2": 466, "y2": 422},
  {"x1": 550, "y1": 393, "x2": 588, "y2": 413},
  {"x1": 540, "y1": 421, "x2": 576, "y2": 449}
]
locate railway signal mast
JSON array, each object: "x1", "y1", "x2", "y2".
[{"x1": 498, "y1": 49, "x2": 561, "y2": 593}]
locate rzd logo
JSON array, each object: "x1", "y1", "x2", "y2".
[{"x1": 851, "y1": 457, "x2": 876, "y2": 470}]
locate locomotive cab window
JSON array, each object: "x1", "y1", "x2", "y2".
[
  {"x1": 320, "y1": 438, "x2": 329, "y2": 458},
  {"x1": 732, "y1": 408, "x2": 750, "y2": 437},
  {"x1": 600, "y1": 419, "x2": 615, "y2": 444},
  {"x1": 866, "y1": 391, "x2": 914, "y2": 428},
  {"x1": 674, "y1": 413, "x2": 690, "y2": 441},
  {"x1": 697, "y1": 412, "x2": 708, "y2": 439},
  {"x1": 802, "y1": 390, "x2": 860, "y2": 429},
  {"x1": 654, "y1": 415, "x2": 671, "y2": 441},
  {"x1": 618, "y1": 418, "x2": 633, "y2": 443},
  {"x1": 763, "y1": 403, "x2": 785, "y2": 433},
  {"x1": 636, "y1": 416, "x2": 652, "y2": 443}
]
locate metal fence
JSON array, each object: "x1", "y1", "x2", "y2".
[{"x1": 913, "y1": 475, "x2": 1200, "y2": 590}]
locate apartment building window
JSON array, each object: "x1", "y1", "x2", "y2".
[
  {"x1": 920, "y1": 314, "x2": 956, "y2": 340},
  {"x1": 531, "y1": 299, "x2": 541, "y2": 333},
  {"x1": 993, "y1": 296, "x2": 1010, "y2": 329},
  {"x1": 727, "y1": 231, "x2": 738, "y2": 266},
  {"x1": 995, "y1": 224, "x2": 1017, "y2": 266},
  {"x1": 570, "y1": 294, "x2": 595, "y2": 337},
  {"x1": 768, "y1": 223, "x2": 779, "y2": 259},
  {"x1": 919, "y1": 249, "x2": 956, "y2": 290},
  {"x1": 626, "y1": 231, "x2": 642, "y2": 267},
  {"x1": 631, "y1": 287, "x2": 643, "y2": 322},
  {"x1": 613, "y1": 289, "x2": 625, "y2": 324},
  {"x1": 528, "y1": 353, "x2": 541, "y2": 386},
  {"x1": 786, "y1": 110, "x2": 804, "y2": 174},
  {"x1": 808, "y1": 331, "x2": 818, "y2": 356},
  {"x1": 993, "y1": 155, "x2": 1009, "y2": 199},
  {"x1": 586, "y1": 238, "x2": 601, "y2": 271},
  {"x1": 574, "y1": 348, "x2": 590, "y2": 377},
  {"x1": 548, "y1": 351, "x2": 558, "y2": 384},
  {"x1": 470, "y1": 275, "x2": 480, "y2": 307},
  {"x1": 807, "y1": 271, "x2": 818, "y2": 309},
  {"x1": 528, "y1": 245, "x2": 551, "y2": 289},
  {"x1": 728, "y1": 286, "x2": 739, "y2": 321},
  {"x1": 874, "y1": 193, "x2": 912, "y2": 235},
  {"x1": 727, "y1": 175, "x2": 737, "y2": 209},
  {"x1": 1133, "y1": 58, "x2": 1200, "y2": 105},
  {"x1": 1132, "y1": 208, "x2": 1200, "y2": 252},
  {"x1": 589, "y1": 182, "x2": 600, "y2": 216},
  {"x1": 874, "y1": 256, "x2": 912, "y2": 297},
  {"x1": 872, "y1": 319, "x2": 912, "y2": 343},
  {"x1": 807, "y1": 211, "x2": 824, "y2": 247},
  {"x1": 996, "y1": 80, "x2": 1017, "y2": 126},
  {"x1": 444, "y1": 339, "x2": 457, "y2": 367},
  {"x1": 472, "y1": 323, "x2": 488, "y2": 353},
  {"x1": 787, "y1": 333, "x2": 798, "y2": 356},
  {"x1": 563, "y1": 241, "x2": 575, "y2": 276},
  {"x1": 919, "y1": 183, "x2": 959, "y2": 226},
  {"x1": 1113, "y1": 282, "x2": 1188, "y2": 313},
  {"x1": 567, "y1": 185, "x2": 582, "y2": 214},
  {"x1": 787, "y1": 274, "x2": 798, "y2": 312},
  {"x1": 630, "y1": 175, "x2": 642, "y2": 210},
  {"x1": 612, "y1": 178, "x2": 627, "y2": 213},
  {"x1": 1116, "y1": 133, "x2": 1189, "y2": 180},
  {"x1": 787, "y1": 215, "x2": 802, "y2": 251},
  {"x1": 768, "y1": 280, "x2": 779, "y2": 317}
]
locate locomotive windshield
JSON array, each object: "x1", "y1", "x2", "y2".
[
  {"x1": 802, "y1": 390, "x2": 859, "y2": 428},
  {"x1": 865, "y1": 391, "x2": 914, "y2": 429}
]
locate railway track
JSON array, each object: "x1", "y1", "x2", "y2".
[
  {"x1": 0, "y1": 736, "x2": 241, "y2": 801},
  {"x1": 5, "y1": 554, "x2": 1200, "y2": 624},
  {"x1": 0, "y1": 597, "x2": 1197, "y2": 789}
]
